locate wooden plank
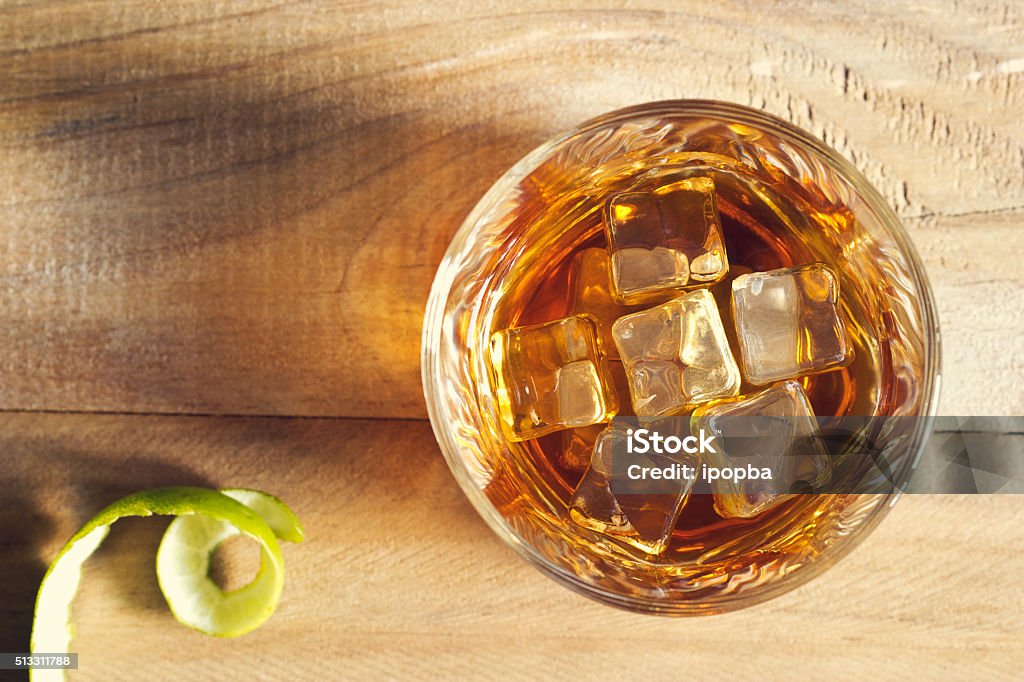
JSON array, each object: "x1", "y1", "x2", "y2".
[
  {"x1": 904, "y1": 209, "x2": 1024, "y2": 416},
  {"x1": 0, "y1": 413, "x2": 1021, "y2": 679},
  {"x1": 0, "y1": 1, "x2": 1021, "y2": 419}
]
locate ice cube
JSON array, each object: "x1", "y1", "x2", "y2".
[
  {"x1": 567, "y1": 248, "x2": 642, "y2": 359},
  {"x1": 561, "y1": 359, "x2": 634, "y2": 467},
  {"x1": 693, "y1": 380, "x2": 832, "y2": 518},
  {"x1": 604, "y1": 176, "x2": 729, "y2": 303},
  {"x1": 627, "y1": 360, "x2": 686, "y2": 418},
  {"x1": 569, "y1": 423, "x2": 698, "y2": 555},
  {"x1": 561, "y1": 423, "x2": 605, "y2": 470},
  {"x1": 611, "y1": 300, "x2": 680, "y2": 362},
  {"x1": 612, "y1": 247, "x2": 689, "y2": 301},
  {"x1": 556, "y1": 360, "x2": 605, "y2": 427},
  {"x1": 732, "y1": 263, "x2": 853, "y2": 385},
  {"x1": 489, "y1": 315, "x2": 618, "y2": 441},
  {"x1": 612, "y1": 289, "x2": 740, "y2": 419}
]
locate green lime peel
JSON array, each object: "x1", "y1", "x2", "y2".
[{"x1": 30, "y1": 487, "x2": 304, "y2": 681}]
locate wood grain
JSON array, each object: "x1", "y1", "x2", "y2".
[
  {"x1": 1, "y1": 413, "x2": 1022, "y2": 680},
  {"x1": 0, "y1": 0, "x2": 1021, "y2": 418},
  {"x1": 1, "y1": 3, "x2": 1022, "y2": 680}
]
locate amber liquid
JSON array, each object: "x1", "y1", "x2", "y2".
[{"x1": 484, "y1": 161, "x2": 893, "y2": 573}]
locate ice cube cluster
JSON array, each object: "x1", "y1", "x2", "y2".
[{"x1": 487, "y1": 176, "x2": 853, "y2": 554}]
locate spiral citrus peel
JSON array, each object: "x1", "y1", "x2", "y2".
[{"x1": 30, "y1": 487, "x2": 304, "y2": 680}]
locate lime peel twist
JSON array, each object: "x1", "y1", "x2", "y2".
[{"x1": 30, "y1": 487, "x2": 304, "y2": 681}]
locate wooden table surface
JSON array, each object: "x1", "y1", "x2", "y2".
[{"x1": 1, "y1": 1, "x2": 1022, "y2": 679}]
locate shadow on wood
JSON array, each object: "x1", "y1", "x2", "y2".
[
  {"x1": 0, "y1": 20, "x2": 542, "y2": 418},
  {"x1": 0, "y1": 436, "x2": 215, "y2": 655}
]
